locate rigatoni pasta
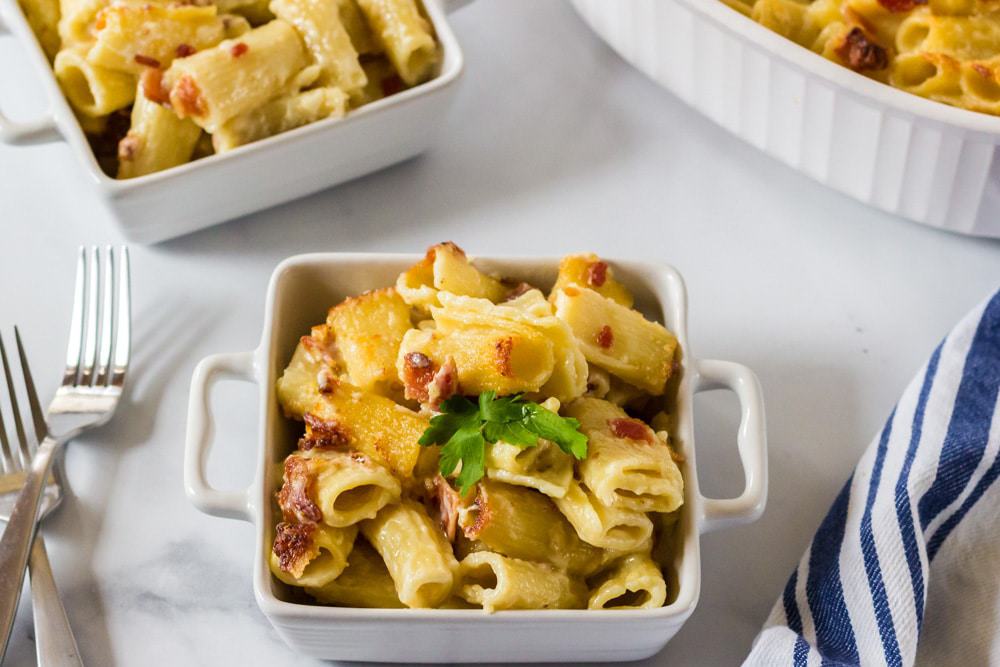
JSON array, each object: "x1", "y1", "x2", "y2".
[
  {"x1": 269, "y1": 244, "x2": 685, "y2": 611},
  {"x1": 23, "y1": 0, "x2": 441, "y2": 177}
]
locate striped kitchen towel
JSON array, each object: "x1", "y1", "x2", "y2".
[{"x1": 745, "y1": 289, "x2": 1000, "y2": 667}]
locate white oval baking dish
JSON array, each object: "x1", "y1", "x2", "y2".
[
  {"x1": 0, "y1": 0, "x2": 468, "y2": 244},
  {"x1": 570, "y1": 0, "x2": 1000, "y2": 238},
  {"x1": 183, "y1": 252, "x2": 768, "y2": 663}
]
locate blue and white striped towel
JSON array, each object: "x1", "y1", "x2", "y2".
[{"x1": 745, "y1": 290, "x2": 1000, "y2": 667}]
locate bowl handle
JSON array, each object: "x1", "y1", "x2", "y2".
[
  {"x1": 694, "y1": 359, "x2": 768, "y2": 534},
  {"x1": 184, "y1": 351, "x2": 257, "y2": 522},
  {"x1": 0, "y1": 17, "x2": 61, "y2": 144}
]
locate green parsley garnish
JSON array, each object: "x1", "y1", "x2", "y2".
[{"x1": 418, "y1": 392, "x2": 588, "y2": 494}]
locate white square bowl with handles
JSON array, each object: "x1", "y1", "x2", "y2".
[
  {"x1": 0, "y1": 0, "x2": 468, "y2": 244},
  {"x1": 183, "y1": 252, "x2": 768, "y2": 663},
  {"x1": 569, "y1": 0, "x2": 1000, "y2": 238}
]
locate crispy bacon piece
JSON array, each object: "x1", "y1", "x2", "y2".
[
  {"x1": 428, "y1": 475, "x2": 461, "y2": 541},
  {"x1": 277, "y1": 456, "x2": 322, "y2": 523},
  {"x1": 402, "y1": 351, "x2": 436, "y2": 403},
  {"x1": 231, "y1": 42, "x2": 248, "y2": 58},
  {"x1": 494, "y1": 337, "x2": 514, "y2": 378},
  {"x1": 140, "y1": 68, "x2": 169, "y2": 104},
  {"x1": 134, "y1": 53, "x2": 161, "y2": 68},
  {"x1": 427, "y1": 357, "x2": 458, "y2": 409},
  {"x1": 175, "y1": 43, "x2": 196, "y2": 58},
  {"x1": 596, "y1": 325, "x2": 614, "y2": 349},
  {"x1": 462, "y1": 484, "x2": 491, "y2": 540},
  {"x1": 272, "y1": 521, "x2": 317, "y2": 576},
  {"x1": 609, "y1": 418, "x2": 656, "y2": 444},
  {"x1": 502, "y1": 282, "x2": 535, "y2": 302},
  {"x1": 300, "y1": 413, "x2": 350, "y2": 450},
  {"x1": 836, "y1": 28, "x2": 889, "y2": 71},
  {"x1": 171, "y1": 75, "x2": 207, "y2": 117},
  {"x1": 586, "y1": 261, "x2": 608, "y2": 287}
]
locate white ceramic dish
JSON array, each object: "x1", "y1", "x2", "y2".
[
  {"x1": 183, "y1": 252, "x2": 768, "y2": 663},
  {"x1": 0, "y1": 0, "x2": 467, "y2": 244},
  {"x1": 570, "y1": 0, "x2": 1000, "y2": 238}
]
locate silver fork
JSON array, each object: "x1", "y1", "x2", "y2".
[
  {"x1": 0, "y1": 332, "x2": 82, "y2": 666},
  {"x1": 0, "y1": 246, "x2": 131, "y2": 660}
]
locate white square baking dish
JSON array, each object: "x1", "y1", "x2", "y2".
[
  {"x1": 570, "y1": 0, "x2": 1000, "y2": 238},
  {"x1": 0, "y1": 0, "x2": 467, "y2": 244},
  {"x1": 183, "y1": 252, "x2": 768, "y2": 662}
]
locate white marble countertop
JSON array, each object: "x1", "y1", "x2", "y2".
[{"x1": 1, "y1": 0, "x2": 999, "y2": 664}]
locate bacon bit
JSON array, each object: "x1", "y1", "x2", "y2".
[
  {"x1": 300, "y1": 413, "x2": 350, "y2": 450},
  {"x1": 171, "y1": 75, "x2": 207, "y2": 117},
  {"x1": 836, "y1": 28, "x2": 889, "y2": 71},
  {"x1": 462, "y1": 485, "x2": 492, "y2": 540},
  {"x1": 596, "y1": 325, "x2": 614, "y2": 349},
  {"x1": 402, "y1": 352, "x2": 437, "y2": 403},
  {"x1": 317, "y1": 368, "x2": 336, "y2": 394},
  {"x1": 277, "y1": 456, "x2": 322, "y2": 523},
  {"x1": 428, "y1": 475, "x2": 461, "y2": 542},
  {"x1": 876, "y1": 0, "x2": 925, "y2": 10},
  {"x1": 382, "y1": 75, "x2": 405, "y2": 96},
  {"x1": 175, "y1": 43, "x2": 196, "y2": 58},
  {"x1": 117, "y1": 133, "x2": 141, "y2": 161},
  {"x1": 494, "y1": 337, "x2": 514, "y2": 378},
  {"x1": 609, "y1": 418, "x2": 656, "y2": 444},
  {"x1": 272, "y1": 522, "x2": 317, "y2": 576},
  {"x1": 133, "y1": 53, "x2": 161, "y2": 68},
  {"x1": 502, "y1": 282, "x2": 535, "y2": 302},
  {"x1": 427, "y1": 357, "x2": 458, "y2": 410},
  {"x1": 139, "y1": 68, "x2": 169, "y2": 105},
  {"x1": 587, "y1": 261, "x2": 608, "y2": 287},
  {"x1": 563, "y1": 286, "x2": 580, "y2": 297},
  {"x1": 231, "y1": 42, "x2": 248, "y2": 58}
]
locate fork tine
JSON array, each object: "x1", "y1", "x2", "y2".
[
  {"x1": 112, "y1": 246, "x2": 130, "y2": 386},
  {"x1": 0, "y1": 360, "x2": 12, "y2": 474},
  {"x1": 63, "y1": 247, "x2": 86, "y2": 387},
  {"x1": 0, "y1": 333, "x2": 30, "y2": 468},
  {"x1": 96, "y1": 246, "x2": 115, "y2": 386},
  {"x1": 79, "y1": 247, "x2": 101, "y2": 386},
  {"x1": 14, "y1": 327, "x2": 47, "y2": 444}
]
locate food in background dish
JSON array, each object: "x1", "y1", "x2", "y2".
[
  {"x1": 18, "y1": 0, "x2": 439, "y2": 177},
  {"x1": 269, "y1": 243, "x2": 685, "y2": 611},
  {"x1": 727, "y1": 0, "x2": 1000, "y2": 116}
]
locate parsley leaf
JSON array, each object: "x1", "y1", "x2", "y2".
[{"x1": 418, "y1": 392, "x2": 589, "y2": 494}]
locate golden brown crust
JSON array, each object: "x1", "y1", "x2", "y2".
[
  {"x1": 277, "y1": 456, "x2": 322, "y2": 523},
  {"x1": 494, "y1": 337, "x2": 514, "y2": 378},
  {"x1": 836, "y1": 28, "x2": 889, "y2": 72},
  {"x1": 272, "y1": 521, "x2": 317, "y2": 577}
]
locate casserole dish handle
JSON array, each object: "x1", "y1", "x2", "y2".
[
  {"x1": 694, "y1": 359, "x2": 768, "y2": 534},
  {"x1": 0, "y1": 18, "x2": 60, "y2": 144},
  {"x1": 185, "y1": 351, "x2": 257, "y2": 522}
]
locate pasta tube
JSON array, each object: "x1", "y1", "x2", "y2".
[
  {"x1": 326, "y1": 288, "x2": 412, "y2": 395},
  {"x1": 553, "y1": 479, "x2": 653, "y2": 552},
  {"x1": 275, "y1": 324, "x2": 340, "y2": 420},
  {"x1": 457, "y1": 552, "x2": 587, "y2": 612},
  {"x1": 277, "y1": 449, "x2": 401, "y2": 527},
  {"x1": 165, "y1": 19, "x2": 309, "y2": 132},
  {"x1": 269, "y1": 522, "x2": 358, "y2": 587},
  {"x1": 117, "y1": 84, "x2": 202, "y2": 179},
  {"x1": 55, "y1": 45, "x2": 135, "y2": 116},
  {"x1": 355, "y1": 0, "x2": 438, "y2": 86},
  {"x1": 269, "y1": 0, "x2": 367, "y2": 95},
  {"x1": 361, "y1": 500, "x2": 458, "y2": 608},
  {"x1": 587, "y1": 553, "x2": 667, "y2": 610},
  {"x1": 566, "y1": 398, "x2": 684, "y2": 513},
  {"x1": 485, "y1": 439, "x2": 573, "y2": 499}
]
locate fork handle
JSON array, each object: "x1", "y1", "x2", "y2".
[
  {"x1": 30, "y1": 536, "x2": 83, "y2": 667},
  {"x1": 0, "y1": 435, "x2": 58, "y2": 660}
]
